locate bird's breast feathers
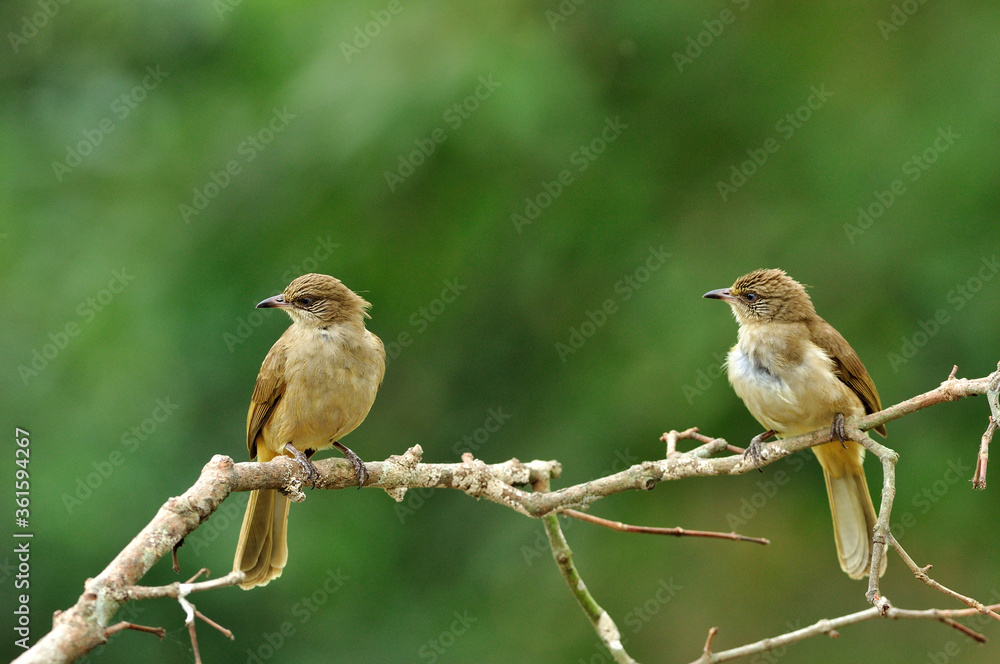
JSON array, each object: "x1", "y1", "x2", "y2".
[
  {"x1": 727, "y1": 324, "x2": 863, "y2": 436},
  {"x1": 265, "y1": 325, "x2": 384, "y2": 452}
]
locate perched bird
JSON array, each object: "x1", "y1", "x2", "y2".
[
  {"x1": 704, "y1": 269, "x2": 887, "y2": 579},
  {"x1": 233, "y1": 273, "x2": 385, "y2": 589}
]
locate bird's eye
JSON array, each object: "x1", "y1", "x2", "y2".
[
  {"x1": 745, "y1": 293, "x2": 758, "y2": 303},
  {"x1": 297, "y1": 297, "x2": 314, "y2": 307}
]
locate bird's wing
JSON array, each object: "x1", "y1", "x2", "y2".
[
  {"x1": 246, "y1": 338, "x2": 287, "y2": 459},
  {"x1": 368, "y1": 330, "x2": 387, "y2": 392},
  {"x1": 810, "y1": 317, "x2": 886, "y2": 436}
]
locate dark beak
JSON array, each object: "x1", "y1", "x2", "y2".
[
  {"x1": 703, "y1": 288, "x2": 738, "y2": 304},
  {"x1": 257, "y1": 294, "x2": 290, "y2": 309}
]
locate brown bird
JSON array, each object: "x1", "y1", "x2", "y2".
[
  {"x1": 704, "y1": 269, "x2": 887, "y2": 579},
  {"x1": 233, "y1": 273, "x2": 386, "y2": 589}
]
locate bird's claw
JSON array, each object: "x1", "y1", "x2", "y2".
[
  {"x1": 298, "y1": 457, "x2": 320, "y2": 486},
  {"x1": 831, "y1": 413, "x2": 848, "y2": 448},
  {"x1": 743, "y1": 429, "x2": 775, "y2": 472},
  {"x1": 284, "y1": 442, "x2": 320, "y2": 487},
  {"x1": 334, "y1": 441, "x2": 368, "y2": 489}
]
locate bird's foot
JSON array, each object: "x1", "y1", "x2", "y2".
[
  {"x1": 284, "y1": 442, "x2": 320, "y2": 486},
  {"x1": 334, "y1": 441, "x2": 368, "y2": 489},
  {"x1": 831, "y1": 413, "x2": 848, "y2": 448},
  {"x1": 744, "y1": 429, "x2": 776, "y2": 472}
]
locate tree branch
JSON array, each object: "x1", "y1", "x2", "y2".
[
  {"x1": 562, "y1": 509, "x2": 770, "y2": 545},
  {"x1": 537, "y1": 475, "x2": 638, "y2": 664},
  {"x1": 14, "y1": 365, "x2": 1000, "y2": 664},
  {"x1": 688, "y1": 603, "x2": 1000, "y2": 664}
]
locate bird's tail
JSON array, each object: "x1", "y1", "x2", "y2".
[
  {"x1": 233, "y1": 486, "x2": 290, "y2": 589},
  {"x1": 813, "y1": 440, "x2": 886, "y2": 580}
]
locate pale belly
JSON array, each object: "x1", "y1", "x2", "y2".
[
  {"x1": 726, "y1": 344, "x2": 863, "y2": 437},
  {"x1": 264, "y1": 329, "x2": 383, "y2": 453}
]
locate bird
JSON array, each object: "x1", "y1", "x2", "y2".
[
  {"x1": 704, "y1": 268, "x2": 887, "y2": 580},
  {"x1": 233, "y1": 273, "x2": 386, "y2": 589}
]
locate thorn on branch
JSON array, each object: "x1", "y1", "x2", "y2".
[
  {"x1": 702, "y1": 626, "x2": 718, "y2": 657},
  {"x1": 172, "y1": 539, "x2": 184, "y2": 574}
]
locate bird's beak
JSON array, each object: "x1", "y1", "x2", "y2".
[
  {"x1": 703, "y1": 288, "x2": 738, "y2": 304},
  {"x1": 257, "y1": 294, "x2": 291, "y2": 309}
]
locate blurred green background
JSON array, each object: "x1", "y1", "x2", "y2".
[{"x1": 3, "y1": 1, "x2": 999, "y2": 662}]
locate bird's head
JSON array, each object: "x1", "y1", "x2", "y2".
[
  {"x1": 257, "y1": 273, "x2": 372, "y2": 328},
  {"x1": 703, "y1": 268, "x2": 815, "y2": 325}
]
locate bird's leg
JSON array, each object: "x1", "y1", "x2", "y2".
[
  {"x1": 744, "y1": 429, "x2": 776, "y2": 472},
  {"x1": 831, "y1": 413, "x2": 848, "y2": 448},
  {"x1": 284, "y1": 442, "x2": 320, "y2": 486},
  {"x1": 333, "y1": 441, "x2": 368, "y2": 489}
]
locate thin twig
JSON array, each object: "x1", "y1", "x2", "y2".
[
  {"x1": 538, "y1": 479, "x2": 638, "y2": 664},
  {"x1": 847, "y1": 429, "x2": 898, "y2": 612},
  {"x1": 973, "y1": 416, "x2": 996, "y2": 489},
  {"x1": 940, "y1": 617, "x2": 988, "y2": 643},
  {"x1": 126, "y1": 571, "x2": 246, "y2": 601},
  {"x1": 103, "y1": 622, "x2": 166, "y2": 639},
  {"x1": 195, "y1": 610, "x2": 235, "y2": 640},
  {"x1": 889, "y1": 536, "x2": 1000, "y2": 622},
  {"x1": 688, "y1": 603, "x2": 1000, "y2": 663},
  {"x1": 662, "y1": 428, "x2": 745, "y2": 455},
  {"x1": 186, "y1": 619, "x2": 202, "y2": 664},
  {"x1": 562, "y1": 509, "x2": 770, "y2": 545}
]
